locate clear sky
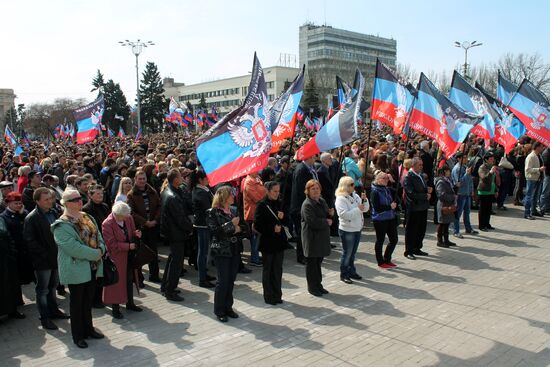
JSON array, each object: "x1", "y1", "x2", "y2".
[{"x1": 2, "y1": 0, "x2": 548, "y2": 107}]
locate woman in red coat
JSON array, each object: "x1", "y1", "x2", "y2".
[{"x1": 101, "y1": 202, "x2": 143, "y2": 319}]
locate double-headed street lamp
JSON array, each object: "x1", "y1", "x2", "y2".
[
  {"x1": 119, "y1": 39, "x2": 155, "y2": 132},
  {"x1": 454, "y1": 40, "x2": 483, "y2": 78}
]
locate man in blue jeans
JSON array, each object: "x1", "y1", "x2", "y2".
[
  {"x1": 524, "y1": 142, "x2": 545, "y2": 219},
  {"x1": 451, "y1": 153, "x2": 478, "y2": 238},
  {"x1": 23, "y1": 188, "x2": 69, "y2": 330}
]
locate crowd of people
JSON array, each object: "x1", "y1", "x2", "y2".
[{"x1": 0, "y1": 125, "x2": 548, "y2": 348}]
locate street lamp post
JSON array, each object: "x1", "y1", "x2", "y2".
[
  {"x1": 454, "y1": 40, "x2": 483, "y2": 78},
  {"x1": 119, "y1": 39, "x2": 154, "y2": 133}
]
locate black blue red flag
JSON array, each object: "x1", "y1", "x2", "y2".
[
  {"x1": 508, "y1": 79, "x2": 550, "y2": 147},
  {"x1": 475, "y1": 82, "x2": 522, "y2": 154},
  {"x1": 269, "y1": 66, "x2": 305, "y2": 153},
  {"x1": 371, "y1": 59, "x2": 416, "y2": 135},
  {"x1": 496, "y1": 72, "x2": 527, "y2": 141},
  {"x1": 449, "y1": 71, "x2": 496, "y2": 141},
  {"x1": 74, "y1": 96, "x2": 104, "y2": 144},
  {"x1": 296, "y1": 69, "x2": 365, "y2": 161},
  {"x1": 196, "y1": 53, "x2": 272, "y2": 186},
  {"x1": 409, "y1": 73, "x2": 481, "y2": 157}
]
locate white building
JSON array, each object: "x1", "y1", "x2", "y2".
[{"x1": 163, "y1": 66, "x2": 300, "y2": 116}]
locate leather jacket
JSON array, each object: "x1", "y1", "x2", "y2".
[
  {"x1": 206, "y1": 207, "x2": 248, "y2": 257},
  {"x1": 160, "y1": 184, "x2": 193, "y2": 242}
]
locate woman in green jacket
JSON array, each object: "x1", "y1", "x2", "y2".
[{"x1": 52, "y1": 189, "x2": 106, "y2": 349}]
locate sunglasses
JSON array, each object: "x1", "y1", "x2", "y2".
[{"x1": 66, "y1": 197, "x2": 82, "y2": 203}]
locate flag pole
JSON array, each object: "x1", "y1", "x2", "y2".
[
  {"x1": 280, "y1": 122, "x2": 299, "y2": 206},
  {"x1": 334, "y1": 145, "x2": 345, "y2": 188},
  {"x1": 361, "y1": 112, "x2": 373, "y2": 192},
  {"x1": 393, "y1": 107, "x2": 415, "y2": 204}
]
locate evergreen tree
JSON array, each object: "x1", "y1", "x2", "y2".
[
  {"x1": 103, "y1": 80, "x2": 130, "y2": 132},
  {"x1": 199, "y1": 94, "x2": 207, "y2": 110},
  {"x1": 302, "y1": 77, "x2": 320, "y2": 117},
  {"x1": 91, "y1": 69, "x2": 106, "y2": 96},
  {"x1": 186, "y1": 101, "x2": 193, "y2": 113},
  {"x1": 139, "y1": 62, "x2": 165, "y2": 133},
  {"x1": 3, "y1": 104, "x2": 26, "y2": 135}
]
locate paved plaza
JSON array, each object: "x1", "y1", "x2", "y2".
[{"x1": 1, "y1": 204, "x2": 550, "y2": 367}]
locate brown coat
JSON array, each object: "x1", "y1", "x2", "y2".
[{"x1": 127, "y1": 184, "x2": 161, "y2": 229}]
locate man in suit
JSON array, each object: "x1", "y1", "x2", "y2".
[
  {"x1": 404, "y1": 157, "x2": 431, "y2": 260},
  {"x1": 290, "y1": 155, "x2": 318, "y2": 264},
  {"x1": 317, "y1": 153, "x2": 338, "y2": 238},
  {"x1": 23, "y1": 187, "x2": 68, "y2": 330}
]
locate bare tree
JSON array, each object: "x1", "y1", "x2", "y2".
[
  {"x1": 497, "y1": 53, "x2": 550, "y2": 93},
  {"x1": 24, "y1": 98, "x2": 87, "y2": 137},
  {"x1": 469, "y1": 63, "x2": 498, "y2": 94},
  {"x1": 396, "y1": 63, "x2": 419, "y2": 86}
]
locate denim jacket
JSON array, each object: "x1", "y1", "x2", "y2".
[{"x1": 452, "y1": 162, "x2": 473, "y2": 196}]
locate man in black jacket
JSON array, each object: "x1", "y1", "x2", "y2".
[
  {"x1": 22, "y1": 171, "x2": 43, "y2": 212},
  {"x1": 23, "y1": 187, "x2": 68, "y2": 330},
  {"x1": 160, "y1": 169, "x2": 194, "y2": 301},
  {"x1": 82, "y1": 184, "x2": 111, "y2": 308},
  {"x1": 404, "y1": 157, "x2": 431, "y2": 260},
  {"x1": 317, "y1": 153, "x2": 339, "y2": 237},
  {"x1": 290, "y1": 155, "x2": 318, "y2": 264}
]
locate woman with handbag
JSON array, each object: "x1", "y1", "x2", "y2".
[
  {"x1": 435, "y1": 166, "x2": 458, "y2": 248},
  {"x1": 206, "y1": 186, "x2": 248, "y2": 322},
  {"x1": 101, "y1": 202, "x2": 143, "y2": 319},
  {"x1": 52, "y1": 190, "x2": 106, "y2": 349},
  {"x1": 254, "y1": 181, "x2": 288, "y2": 305}
]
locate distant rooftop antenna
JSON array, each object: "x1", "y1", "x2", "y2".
[
  {"x1": 323, "y1": 0, "x2": 327, "y2": 26},
  {"x1": 278, "y1": 53, "x2": 297, "y2": 68}
]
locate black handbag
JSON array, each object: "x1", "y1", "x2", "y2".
[{"x1": 102, "y1": 252, "x2": 119, "y2": 286}]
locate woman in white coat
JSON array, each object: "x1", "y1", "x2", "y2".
[{"x1": 334, "y1": 176, "x2": 369, "y2": 284}]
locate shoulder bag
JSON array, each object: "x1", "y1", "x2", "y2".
[{"x1": 102, "y1": 252, "x2": 119, "y2": 286}]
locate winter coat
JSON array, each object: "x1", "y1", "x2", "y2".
[
  {"x1": 102, "y1": 213, "x2": 136, "y2": 305},
  {"x1": 335, "y1": 192, "x2": 369, "y2": 232},
  {"x1": 254, "y1": 198, "x2": 287, "y2": 254},
  {"x1": 1, "y1": 208, "x2": 34, "y2": 284},
  {"x1": 301, "y1": 197, "x2": 331, "y2": 258},
  {"x1": 0, "y1": 217, "x2": 20, "y2": 316},
  {"x1": 23, "y1": 207, "x2": 59, "y2": 271},
  {"x1": 435, "y1": 177, "x2": 456, "y2": 224},
  {"x1": 51, "y1": 213, "x2": 105, "y2": 285},
  {"x1": 127, "y1": 184, "x2": 161, "y2": 229}
]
